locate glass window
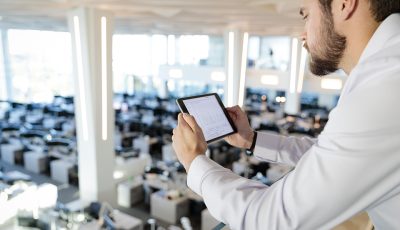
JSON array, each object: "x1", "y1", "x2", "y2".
[
  {"x1": 208, "y1": 36, "x2": 225, "y2": 67},
  {"x1": 176, "y1": 35, "x2": 209, "y2": 66},
  {"x1": 167, "y1": 35, "x2": 224, "y2": 67},
  {"x1": 151, "y1": 35, "x2": 168, "y2": 74},
  {"x1": 166, "y1": 80, "x2": 224, "y2": 99},
  {"x1": 0, "y1": 30, "x2": 7, "y2": 101},
  {"x1": 8, "y1": 29, "x2": 73, "y2": 103},
  {"x1": 247, "y1": 36, "x2": 291, "y2": 72},
  {"x1": 113, "y1": 34, "x2": 225, "y2": 95},
  {"x1": 113, "y1": 34, "x2": 166, "y2": 94}
]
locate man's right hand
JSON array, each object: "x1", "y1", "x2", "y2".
[{"x1": 224, "y1": 105, "x2": 255, "y2": 149}]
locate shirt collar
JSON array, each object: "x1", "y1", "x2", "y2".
[{"x1": 358, "y1": 13, "x2": 400, "y2": 63}]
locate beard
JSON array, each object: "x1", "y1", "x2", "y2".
[{"x1": 306, "y1": 15, "x2": 347, "y2": 76}]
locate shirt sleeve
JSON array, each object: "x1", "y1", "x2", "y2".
[
  {"x1": 187, "y1": 130, "x2": 399, "y2": 229},
  {"x1": 253, "y1": 131, "x2": 317, "y2": 166}
]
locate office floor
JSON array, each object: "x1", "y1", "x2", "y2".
[
  {"x1": 1, "y1": 160, "x2": 374, "y2": 230},
  {"x1": 0, "y1": 160, "x2": 201, "y2": 229}
]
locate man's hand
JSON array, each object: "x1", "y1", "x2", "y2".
[
  {"x1": 224, "y1": 105, "x2": 255, "y2": 149},
  {"x1": 172, "y1": 113, "x2": 207, "y2": 172}
]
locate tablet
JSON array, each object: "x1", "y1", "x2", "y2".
[{"x1": 176, "y1": 93, "x2": 237, "y2": 143}]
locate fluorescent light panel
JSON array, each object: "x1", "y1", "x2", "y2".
[
  {"x1": 227, "y1": 32, "x2": 235, "y2": 107},
  {"x1": 261, "y1": 75, "x2": 279, "y2": 85},
  {"x1": 321, "y1": 78, "x2": 343, "y2": 90},
  {"x1": 297, "y1": 46, "x2": 308, "y2": 93},
  {"x1": 101, "y1": 16, "x2": 107, "y2": 141},
  {"x1": 73, "y1": 16, "x2": 89, "y2": 141},
  {"x1": 290, "y1": 38, "x2": 299, "y2": 94},
  {"x1": 238, "y1": 32, "x2": 249, "y2": 107},
  {"x1": 113, "y1": 171, "x2": 124, "y2": 179}
]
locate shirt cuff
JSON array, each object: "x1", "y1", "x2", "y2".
[
  {"x1": 253, "y1": 131, "x2": 282, "y2": 162},
  {"x1": 187, "y1": 155, "x2": 222, "y2": 196}
]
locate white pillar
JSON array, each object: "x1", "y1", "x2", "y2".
[
  {"x1": 68, "y1": 8, "x2": 116, "y2": 205},
  {"x1": 285, "y1": 38, "x2": 303, "y2": 115},
  {"x1": 224, "y1": 30, "x2": 248, "y2": 107},
  {"x1": 1, "y1": 29, "x2": 13, "y2": 100}
]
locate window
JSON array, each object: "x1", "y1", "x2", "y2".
[
  {"x1": 172, "y1": 35, "x2": 224, "y2": 67},
  {"x1": 112, "y1": 34, "x2": 225, "y2": 94},
  {"x1": 166, "y1": 80, "x2": 224, "y2": 99},
  {"x1": 176, "y1": 35, "x2": 209, "y2": 66},
  {"x1": 113, "y1": 34, "x2": 167, "y2": 94},
  {"x1": 8, "y1": 29, "x2": 73, "y2": 103},
  {"x1": 0, "y1": 30, "x2": 6, "y2": 101},
  {"x1": 208, "y1": 36, "x2": 225, "y2": 67},
  {"x1": 247, "y1": 36, "x2": 291, "y2": 72}
]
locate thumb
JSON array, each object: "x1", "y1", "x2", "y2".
[
  {"x1": 226, "y1": 105, "x2": 242, "y2": 119},
  {"x1": 183, "y1": 113, "x2": 201, "y2": 132},
  {"x1": 226, "y1": 105, "x2": 241, "y2": 113},
  {"x1": 177, "y1": 113, "x2": 189, "y2": 128}
]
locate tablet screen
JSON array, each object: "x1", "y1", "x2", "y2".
[{"x1": 181, "y1": 95, "x2": 235, "y2": 142}]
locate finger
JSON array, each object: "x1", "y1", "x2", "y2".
[
  {"x1": 226, "y1": 105, "x2": 241, "y2": 115},
  {"x1": 226, "y1": 105, "x2": 240, "y2": 112},
  {"x1": 172, "y1": 128, "x2": 177, "y2": 135},
  {"x1": 227, "y1": 110, "x2": 238, "y2": 120},
  {"x1": 183, "y1": 113, "x2": 201, "y2": 132},
  {"x1": 177, "y1": 113, "x2": 194, "y2": 135},
  {"x1": 177, "y1": 113, "x2": 187, "y2": 127},
  {"x1": 225, "y1": 106, "x2": 236, "y2": 113}
]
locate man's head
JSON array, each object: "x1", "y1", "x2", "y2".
[{"x1": 300, "y1": 0, "x2": 400, "y2": 76}]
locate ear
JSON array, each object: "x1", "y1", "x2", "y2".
[{"x1": 333, "y1": 0, "x2": 358, "y2": 21}]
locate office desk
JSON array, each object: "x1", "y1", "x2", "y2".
[
  {"x1": 23, "y1": 151, "x2": 48, "y2": 173},
  {"x1": 80, "y1": 211, "x2": 143, "y2": 230},
  {"x1": 50, "y1": 159, "x2": 75, "y2": 184},
  {"x1": 1, "y1": 143, "x2": 23, "y2": 165},
  {"x1": 118, "y1": 177, "x2": 144, "y2": 207},
  {"x1": 150, "y1": 190, "x2": 189, "y2": 224}
]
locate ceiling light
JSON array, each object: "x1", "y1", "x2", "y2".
[
  {"x1": 238, "y1": 32, "x2": 249, "y2": 107},
  {"x1": 101, "y1": 16, "x2": 108, "y2": 141},
  {"x1": 321, "y1": 78, "x2": 343, "y2": 90},
  {"x1": 261, "y1": 75, "x2": 279, "y2": 85},
  {"x1": 297, "y1": 47, "x2": 308, "y2": 93},
  {"x1": 290, "y1": 38, "x2": 299, "y2": 93},
  {"x1": 227, "y1": 31, "x2": 235, "y2": 107}
]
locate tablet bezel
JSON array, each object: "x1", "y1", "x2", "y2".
[{"x1": 176, "y1": 93, "x2": 237, "y2": 143}]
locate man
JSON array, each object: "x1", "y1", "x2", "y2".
[{"x1": 172, "y1": 0, "x2": 400, "y2": 229}]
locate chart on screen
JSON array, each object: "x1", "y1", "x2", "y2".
[{"x1": 183, "y1": 95, "x2": 233, "y2": 141}]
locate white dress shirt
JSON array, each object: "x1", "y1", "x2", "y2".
[{"x1": 187, "y1": 14, "x2": 400, "y2": 230}]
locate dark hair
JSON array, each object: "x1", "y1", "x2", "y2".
[
  {"x1": 369, "y1": 1, "x2": 400, "y2": 22},
  {"x1": 319, "y1": 0, "x2": 400, "y2": 22}
]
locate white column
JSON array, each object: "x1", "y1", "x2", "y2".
[
  {"x1": 285, "y1": 38, "x2": 303, "y2": 115},
  {"x1": 1, "y1": 29, "x2": 13, "y2": 100},
  {"x1": 224, "y1": 30, "x2": 248, "y2": 107},
  {"x1": 68, "y1": 8, "x2": 116, "y2": 205}
]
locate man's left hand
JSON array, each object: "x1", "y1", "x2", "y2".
[{"x1": 172, "y1": 113, "x2": 207, "y2": 172}]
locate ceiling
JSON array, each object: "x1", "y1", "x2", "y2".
[{"x1": 0, "y1": 0, "x2": 305, "y2": 36}]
